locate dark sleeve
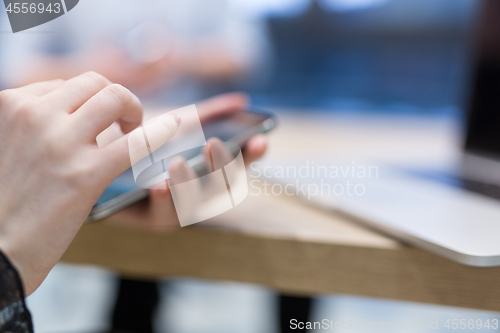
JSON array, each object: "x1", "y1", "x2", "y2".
[{"x1": 0, "y1": 250, "x2": 33, "y2": 333}]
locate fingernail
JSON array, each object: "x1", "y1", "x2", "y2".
[
  {"x1": 171, "y1": 113, "x2": 181, "y2": 126},
  {"x1": 141, "y1": 112, "x2": 181, "y2": 153},
  {"x1": 170, "y1": 155, "x2": 188, "y2": 169},
  {"x1": 207, "y1": 137, "x2": 222, "y2": 144},
  {"x1": 255, "y1": 134, "x2": 267, "y2": 148},
  {"x1": 131, "y1": 91, "x2": 142, "y2": 106}
]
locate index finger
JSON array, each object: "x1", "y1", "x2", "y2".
[
  {"x1": 16, "y1": 79, "x2": 66, "y2": 96},
  {"x1": 42, "y1": 71, "x2": 111, "y2": 113}
]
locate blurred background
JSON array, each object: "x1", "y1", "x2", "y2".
[
  {"x1": 1, "y1": 0, "x2": 499, "y2": 332},
  {"x1": 0, "y1": 0, "x2": 479, "y2": 114},
  {"x1": 240, "y1": 0, "x2": 477, "y2": 114}
]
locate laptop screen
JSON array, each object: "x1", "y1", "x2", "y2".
[{"x1": 465, "y1": 0, "x2": 500, "y2": 158}]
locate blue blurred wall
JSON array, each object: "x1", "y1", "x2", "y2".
[{"x1": 246, "y1": 0, "x2": 480, "y2": 114}]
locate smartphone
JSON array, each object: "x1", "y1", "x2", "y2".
[{"x1": 86, "y1": 109, "x2": 277, "y2": 222}]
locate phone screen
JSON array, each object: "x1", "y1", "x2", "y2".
[{"x1": 95, "y1": 109, "x2": 274, "y2": 207}]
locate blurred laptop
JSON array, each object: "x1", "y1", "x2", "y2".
[{"x1": 271, "y1": 1, "x2": 500, "y2": 267}]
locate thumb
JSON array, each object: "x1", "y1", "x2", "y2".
[
  {"x1": 128, "y1": 112, "x2": 181, "y2": 166},
  {"x1": 99, "y1": 112, "x2": 180, "y2": 181},
  {"x1": 143, "y1": 112, "x2": 181, "y2": 151}
]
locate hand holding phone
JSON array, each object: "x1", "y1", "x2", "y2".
[{"x1": 91, "y1": 93, "x2": 275, "y2": 229}]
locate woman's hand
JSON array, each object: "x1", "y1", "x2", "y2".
[
  {"x1": 0, "y1": 72, "x2": 179, "y2": 295},
  {"x1": 105, "y1": 92, "x2": 268, "y2": 231}
]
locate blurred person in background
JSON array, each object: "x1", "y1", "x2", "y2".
[
  {"x1": 1, "y1": 1, "x2": 271, "y2": 332},
  {"x1": 1, "y1": 0, "x2": 270, "y2": 103}
]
